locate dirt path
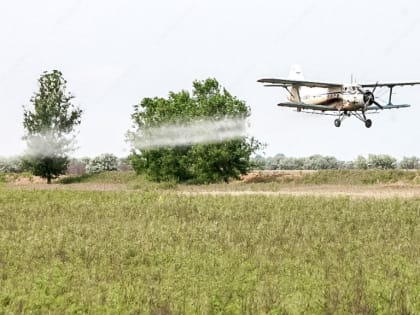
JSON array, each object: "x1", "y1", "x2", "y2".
[
  {"x1": 4, "y1": 171, "x2": 420, "y2": 199},
  {"x1": 7, "y1": 181, "x2": 420, "y2": 199},
  {"x1": 179, "y1": 185, "x2": 420, "y2": 199}
]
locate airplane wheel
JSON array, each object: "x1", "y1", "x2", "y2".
[
  {"x1": 365, "y1": 119, "x2": 372, "y2": 128},
  {"x1": 334, "y1": 119, "x2": 341, "y2": 127}
]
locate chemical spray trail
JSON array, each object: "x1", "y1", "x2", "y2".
[
  {"x1": 129, "y1": 117, "x2": 247, "y2": 150},
  {"x1": 24, "y1": 131, "x2": 74, "y2": 157}
]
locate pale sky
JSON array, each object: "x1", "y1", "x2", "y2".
[{"x1": 1, "y1": 0, "x2": 419, "y2": 159}]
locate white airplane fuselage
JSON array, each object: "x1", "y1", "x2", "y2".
[{"x1": 288, "y1": 85, "x2": 366, "y2": 111}]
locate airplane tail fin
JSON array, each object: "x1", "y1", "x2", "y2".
[{"x1": 288, "y1": 65, "x2": 304, "y2": 102}]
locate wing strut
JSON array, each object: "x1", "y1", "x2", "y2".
[
  {"x1": 296, "y1": 85, "x2": 302, "y2": 103},
  {"x1": 284, "y1": 86, "x2": 293, "y2": 98},
  {"x1": 388, "y1": 86, "x2": 393, "y2": 105}
]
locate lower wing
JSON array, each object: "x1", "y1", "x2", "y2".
[
  {"x1": 366, "y1": 104, "x2": 410, "y2": 110},
  {"x1": 278, "y1": 102, "x2": 336, "y2": 111}
]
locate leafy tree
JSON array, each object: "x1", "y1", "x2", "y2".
[
  {"x1": 253, "y1": 154, "x2": 344, "y2": 170},
  {"x1": 354, "y1": 155, "x2": 368, "y2": 169},
  {"x1": 302, "y1": 155, "x2": 339, "y2": 170},
  {"x1": 129, "y1": 78, "x2": 262, "y2": 183},
  {"x1": 264, "y1": 154, "x2": 282, "y2": 170},
  {"x1": 399, "y1": 156, "x2": 420, "y2": 169},
  {"x1": 279, "y1": 157, "x2": 305, "y2": 170},
  {"x1": 0, "y1": 156, "x2": 24, "y2": 173},
  {"x1": 86, "y1": 153, "x2": 119, "y2": 174},
  {"x1": 22, "y1": 70, "x2": 82, "y2": 183},
  {"x1": 367, "y1": 154, "x2": 397, "y2": 169},
  {"x1": 250, "y1": 154, "x2": 267, "y2": 170}
]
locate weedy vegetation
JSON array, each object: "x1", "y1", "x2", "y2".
[
  {"x1": 240, "y1": 169, "x2": 420, "y2": 185},
  {"x1": 1, "y1": 172, "x2": 419, "y2": 314}
]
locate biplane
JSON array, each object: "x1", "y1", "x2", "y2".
[{"x1": 258, "y1": 65, "x2": 420, "y2": 128}]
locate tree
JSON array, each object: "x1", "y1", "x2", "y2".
[
  {"x1": 399, "y1": 156, "x2": 419, "y2": 169},
  {"x1": 354, "y1": 155, "x2": 368, "y2": 169},
  {"x1": 0, "y1": 156, "x2": 24, "y2": 173},
  {"x1": 128, "y1": 78, "x2": 262, "y2": 183},
  {"x1": 250, "y1": 154, "x2": 267, "y2": 170},
  {"x1": 302, "y1": 155, "x2": 339, "y2": 170},
  {"x1": 367, "y1": 154, "x2": 397, "y2": 169},
  {"x1": 22, "y1": 70, "x2": 82, "y2": 183},
  {"x1": 86, "y1": 153, "x2": 119, "y2": 174}
]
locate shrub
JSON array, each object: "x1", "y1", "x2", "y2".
[
  {"x1": 86, "y1": 154, "x2": 118, "y2": 174},
  {"x1": 250, "y1": 155, "x2": 266, "y2": 170},
  {"x1": 302, "y1": 155, "x2": 339, "y2": 170},
  {"x1": 0, "y1": 157, "x2": 24, "y2": 173},
  {"x1": 367, "y1": 154, "x2": 397, "y2": 169},
  {"x1": 353, "y1": 156, "x2": 368, "y2": 169},
  {"x1": 399, "y1": 156, "x2": 419, "y2": 169}
]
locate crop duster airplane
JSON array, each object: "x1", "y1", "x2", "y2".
[{"x1": 258, "y1": 65, "x2": 420, "y2": 128}]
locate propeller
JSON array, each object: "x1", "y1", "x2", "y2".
[{"x1": 358, "y1": 82, "x2": 383, "y2": 109}]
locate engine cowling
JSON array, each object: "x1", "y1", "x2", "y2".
[{"x1": 363, "y1": 91, "x2": 375, "y2": 106}]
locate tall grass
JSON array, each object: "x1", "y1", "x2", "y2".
[{"x1": 0, "y1": 188, "x2": 419, "y2": 313}]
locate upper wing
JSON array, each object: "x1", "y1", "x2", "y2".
[
  {"x1": 258, "y1": 78, "x2": 342, "y2": 88},
  {"x1": 360, "y1": 82, "x2": 420, "y2": 88},
  {"x1": 278, "y1": 102, "x2": 336, "y2": 111}
]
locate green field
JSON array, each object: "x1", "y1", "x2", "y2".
[{"x1": 0, "y1": 173, "x2": 420, "y2": 314}]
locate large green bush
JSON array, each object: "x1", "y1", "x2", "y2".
[{"x1": 129, "y1": 78, "x2": 261, "y2": 183}]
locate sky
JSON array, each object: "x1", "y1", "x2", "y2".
[{"x1": 1, "y1": 0, "x2": 420, "y2": 160}]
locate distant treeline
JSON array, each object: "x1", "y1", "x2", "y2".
[
  {"x1": 251, "y1": 154, "x2": 420, "y2": 170},
  {"x1": 2, "y1": 153, "x2": 420, "y2": 175},
  {"x1": 0, "y1": 154, "x2": 132, "y2": 175}
]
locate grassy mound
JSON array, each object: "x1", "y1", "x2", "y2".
[{"x1": 243, "y1": 170, "x2": 420, "y2": 185}]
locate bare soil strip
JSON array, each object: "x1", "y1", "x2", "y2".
[
  {"x1": 179, "y1": 185, "x2": 420, "y2": 199},
  {"x1": 6, "y1": 181, "x2": 420, "y2": 199},
  {"x1": 4, "y1": 171, "x2": 420, "y2": 198}
]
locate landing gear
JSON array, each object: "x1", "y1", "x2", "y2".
[
  {"x1": 333, "y1": 111, "x2": 349, "y2": 127},
  {"x1": 334, "y1": 119, "x2": 341, "y2": 127},
  {"x1": 333, "y1": 111, "x2": 373, "y2": 128},
  {"x1": 361, "y1": 112, "x2": 372, "y2": 128}
]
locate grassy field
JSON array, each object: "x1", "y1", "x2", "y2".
[{"x1": 0, "y1": 171, "x2": 419, "y2": 314}]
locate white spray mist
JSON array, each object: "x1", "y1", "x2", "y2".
[
  {"x1": 24, "y1": 131, "x2": 75, "y2": 157},
  {"x1": 128, "y1": 117, "x2": 248, "y2": 150}
]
